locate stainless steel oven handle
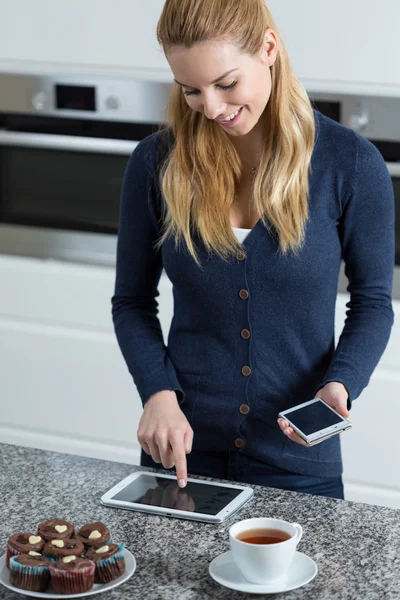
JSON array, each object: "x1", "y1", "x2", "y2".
[
  {"x1": 0, "y1": 130, "x2": 138, "y2": 155},
  {"x1": 387, "y1": 162, "x2": 400, "y2": 177}
]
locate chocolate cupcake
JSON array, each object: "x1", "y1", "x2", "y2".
[
  {"x1": 49, "y1": 556, "x2": 95, "y2": 594},
  {"x1": 6, "y1": 533, "x2": 45, "y2": 568},
  {"x1": 85, "y1": 543, "x2": 125, "y2": 583},
  {"x1": 37, "y1": 519, "x2": 74, "y2": 542},
  {"x1": 9, "y1": 554, "x2": 51, "y2": 592},
  {"x1": 76, "y1": 522, "x2": 111, "y2": 548},
  {"x1": 42, "y1": 538, "x2": 85, "y2": 561}
]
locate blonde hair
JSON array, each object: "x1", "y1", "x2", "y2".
[{"x1": 155, "y1": 0, "x2": 316, "y2": 266}]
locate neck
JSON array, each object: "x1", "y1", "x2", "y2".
[{"x1": 231, "y1": 123, "x2": 264, "y2": 169}]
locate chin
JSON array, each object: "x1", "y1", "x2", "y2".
[{"x1": 232, "y1": 122, "x2": 257, "y2": 137}]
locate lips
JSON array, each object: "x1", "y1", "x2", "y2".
[{"x1": 216, "y1": 106, "x2": 243, "y2": 124}]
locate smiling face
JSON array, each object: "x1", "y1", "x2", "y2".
[{"x1": 166, "y1": 33, "x2": 277, "y2": 138}]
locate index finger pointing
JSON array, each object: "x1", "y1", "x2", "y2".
[{"x1": 170, "y1": 437, "x2": 188, "y2": 488}]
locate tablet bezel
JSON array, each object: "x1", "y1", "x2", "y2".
[{"x1": 100, "y1": 471, "x2": 254, "y2": 523}]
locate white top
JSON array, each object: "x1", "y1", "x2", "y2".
[{"x1": 232, "y1": 227, "x2": 251, "y2": 243}]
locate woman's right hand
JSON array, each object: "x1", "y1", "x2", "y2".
[{"x1": 137, "y1": 390, "x2": 193, "y2": 489}]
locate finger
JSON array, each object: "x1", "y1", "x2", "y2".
[
  {"x1": 170, "y1": 432, "x2": 188, "y2": 488},
  {"x1": 317, "y1": 394, "x2": 351, "y2": 419},
  {"x1": 147, "y1": 441, "x2": 162, "y2": 464},
  {"x1": 154, "y1": 431, "x2": 175, "y2": 469},
  {"x1": 337, "y1": 405, "x2": 351, "y2": 419},
  {"x1": 161, "y1": 448, "x2": 175, "y2": 470},
  {"x1": 283, "y1": 426, "x2": 309, "y2": 447},
  {"x1": 327, "y1": 398, "x2": 350, "y2": 419},
  {"x1": 141, "y1": 441, "x2": 151, "y2": 456},
  {"x1": 158, "y1": 438, "x2": 175, "y2": 469},
  {"x1": 184, "y1": 428, "x2": 194, "y2": 454}
]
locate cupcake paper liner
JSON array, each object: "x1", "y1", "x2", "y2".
[
  {"x1": 49, "y1": 561, "x2": 95, "y2": 594},
  {"x1": 9, "y1": 556, "x2": 50, "y2": 592},
  {"x1": 42, "y1": 552, "x2": 57, "y2": 562},
  {"x1": 94, "y1": 544, "x2": 125, "y2": 584},
  {"x1": 6, "y1": 544, "x2": 20, "y2": 569}
]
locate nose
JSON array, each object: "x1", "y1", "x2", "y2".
[{"x1": 203, "y1": 95, "x2": 227, "y2": 121}]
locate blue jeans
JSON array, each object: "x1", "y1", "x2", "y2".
[{"x1": 141, "y1": 448, "x2": 344, "y2": 500}]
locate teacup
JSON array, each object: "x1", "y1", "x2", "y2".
[{"x1": 229, "y1": 517, "x2": 303, "y2": 585}]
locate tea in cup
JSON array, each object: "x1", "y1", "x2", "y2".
[{"x1": 229, "y1": 517, "x2": 303, "y2": 585}]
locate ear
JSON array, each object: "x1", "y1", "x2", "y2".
[{"x1": 262, "y1": 28, "x2": 278, "y2": 67}]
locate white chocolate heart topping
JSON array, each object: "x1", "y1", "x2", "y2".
[
  {"x1": 28, "y1": 535, "x2": 42, "y2": 545},
  {"x1": 51, "y1": 540, "x2": 65, "y2": 548},
  {"x1": 88, "y1": 530, "x2": 101, "y2": 540},
  {"x1": 54, "y1": 525, "x2": 68, "y2": 533},
  {"x1": 95, "y1": 545, "x2": 109, "y2": 554},
  {"x1": 29, "y1": 551, "x2": 41, "y2": 556},
  {"x1": 63, "y1": 556, "x2": 77, "y2": 563}
]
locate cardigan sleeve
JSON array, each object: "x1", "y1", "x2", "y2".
[
  {"x1": 111, "y1": 135, "x2": 184, "y2": 406},
  {"x1": 315, "y1": 133, "x2": 395, "y2": 408}
]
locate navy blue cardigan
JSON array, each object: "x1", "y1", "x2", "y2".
[{"x1": 112, "y1": 110, "x2": 394, "y2": 477}]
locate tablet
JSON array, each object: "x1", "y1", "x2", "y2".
[{"x1": 100, "y1": 471, "x2": 254, "y2": 523}]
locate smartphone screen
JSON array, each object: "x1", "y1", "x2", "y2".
[{"x1": 287, "y1": 400, "x2": 344, "y2": 435}]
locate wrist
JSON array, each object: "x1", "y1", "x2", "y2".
[{"x1": 145, "y1": 389, "x2": 178, "y2": 407}]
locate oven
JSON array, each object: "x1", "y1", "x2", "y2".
[
  {"x1": 0, "y1": 76, "x2": 399, "y2": 296},
  {"x1": 0, "y1": 73, "x2": 172, "y2": 265},
  {"x1": 310, "y1": 93, "x2": 400, "y2": 298}
]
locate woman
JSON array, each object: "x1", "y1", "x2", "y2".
[{"x1": 112, "y1": 0, "x2": 394, "y2": 500}]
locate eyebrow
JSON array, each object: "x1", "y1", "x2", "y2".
[{"x1": 174, "y1": 68, "x2": 239, "y2": 89}]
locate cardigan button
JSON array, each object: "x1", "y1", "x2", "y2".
[
  {"x1": 240, "y1": 404, "x2": 250, "y2": 415},
  {"x1": 236, "y1": 250, "x2": 246, "y2": 261},
  {"x1": 235, "y1": 438, "x2": 246, "y2": 449},
  {"x1": 241, "y1": 366, "x2": 252, "y2": 376},
  {"x1": 239, "y1": 289, "x2": 249, "y2": 299},
  {"x1": 241, "y1": 329, "x2": 251, "y2": 340}
]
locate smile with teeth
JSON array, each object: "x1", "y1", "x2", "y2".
[{"x1": 219, "y1": 107, "x2": 242, "y2": 122}]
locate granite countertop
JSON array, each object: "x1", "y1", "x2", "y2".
[{"x1": 1, "y1": 443, "x2": 400, "y2": 599}]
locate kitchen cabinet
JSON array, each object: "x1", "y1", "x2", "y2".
[
  {"x1": 0, "y1": 254, "x2": 152, "y2": 464},
  {"x1": 0, "y1": 0, "x2": 170, "y2": 76},
  {"x1": 336, "y1": 293, "x2": 400, "y2": 507},
  {"x1": 267, "y1": 0, "x2": 400, "y2": 95},
  {"x1": 0, "y1": 254, "x2": 399, "y2": 508},
  {"x1": 1, "y1": 0, "x2": 400, "y2": 95}
]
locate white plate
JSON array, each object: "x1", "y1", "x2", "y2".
[
  {"x1": 0, "y1": 549, "x2": 136, "y2": 599},
  {"x1": 209, "y1": 550, "x2": 317, "y2": 594}
]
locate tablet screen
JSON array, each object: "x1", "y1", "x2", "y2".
[
  {"x1": 111, "y1": 474, "x2": 242, "y2": 515},
  {"x1": 288, "y1": 400, "x2": 343, "y2": 435}
]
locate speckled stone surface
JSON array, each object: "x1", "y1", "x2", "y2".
[{"x1": 1, "y1": 443, "x2": 400, "y2": 599}]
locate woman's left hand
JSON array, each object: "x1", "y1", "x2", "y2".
[{"x1": 277, "y1": 382, "x2": 350, "y2": 447}]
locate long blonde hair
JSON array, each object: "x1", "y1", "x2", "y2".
[{"x1": 155, "y1": 0, "x2": 316, "y2": 266}]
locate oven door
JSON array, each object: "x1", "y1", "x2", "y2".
[{"x1": 0, "y1": 130, "x2": 136, "y2": 234}]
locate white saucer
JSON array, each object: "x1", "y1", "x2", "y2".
[
  {"x1": 209, "y1": 550, "x2": 317, "y2": 594},
  {"x1": 0, "y1": 549, "x2": 136, "y2": 599}
]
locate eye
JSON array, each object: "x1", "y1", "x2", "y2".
[{"x1": 183, "y1": 80, "x2": 238, "y2": 97}]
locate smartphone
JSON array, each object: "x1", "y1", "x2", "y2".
[{"x1": 278, "y1": 397, "x2": 352, "y2": 445}]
